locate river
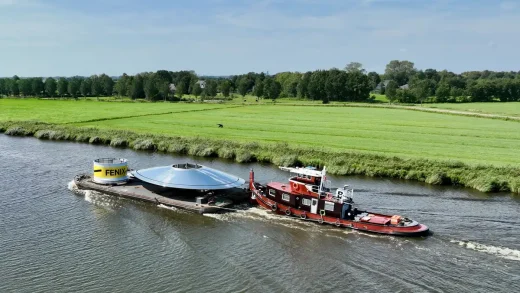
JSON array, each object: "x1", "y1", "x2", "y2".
[{"x1": 1, "y1": 135, "x2": 519, "y2": 292}]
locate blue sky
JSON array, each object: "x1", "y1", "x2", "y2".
[{"x1": 0, "y1": 0, "x2": 519, "y2": 76}]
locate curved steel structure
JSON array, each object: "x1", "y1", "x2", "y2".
[{"x1": 131, "y1": 163, "x2": 245, "y2": 190}]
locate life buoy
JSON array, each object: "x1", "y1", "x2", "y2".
[
  {"x1": 292, "y1": 182, "x2": 298, "y2": 190},
  {"x1": 335, "y1": 219, "x2": 341, "y2": 227},
  {"x1": 285, "y1": 208, "x2": 291, "y2": 216},
  {"x1": 318, "y1": 217, "x2": 324, "y2": 224},
  {"x1": 271, "y1": 203, "x2": 277, "y2": 212},
  {"x1": 300, "y1": 212, "x2": 307, "y2": 219}
]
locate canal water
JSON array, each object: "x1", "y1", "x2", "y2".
[{"x1": 1, "y1": 135, "x2": 519, "y2": 292}]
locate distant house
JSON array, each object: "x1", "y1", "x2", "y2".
[
  {"x1": 374, "y1": 80, "x2": 392, "y2": 93},
  {"x1": 399, "y1": 84, "x2": 409, "y2": 90},
  {"x1": 196, "y1": 80, "x2": 206, "y2": 89}
]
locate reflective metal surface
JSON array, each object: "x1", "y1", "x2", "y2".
[{"x1": 131, "y1": 163, "x2": 245, "y2": 189}]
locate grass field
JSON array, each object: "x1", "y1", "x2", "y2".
[
  {"x1": 425, "y1": 102, "x2": 520, "y2": 117},
  {"x1": 2, "y1": 98, "x2": 520, "y2": 192},
  {"x1": 1, "y1": 98, "x2": 519, "y2": 166},
  {"x1": 0, "y1": 99, "x2": 230, "y2": 123}
]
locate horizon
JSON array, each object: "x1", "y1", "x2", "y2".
[{"x1": 0, "y1": 0, "x2": 519, "y2": 77}]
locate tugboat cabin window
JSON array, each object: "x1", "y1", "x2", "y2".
[
  {"x1": 269, "y1": 189, "x2": 276, "y2": 197},
  {"x1": 302, "y1": 198, "x2": 311, "y2": 206},
  {"x1": 324, "y1": 201, "x2": 335, "y2": 211},
  {"x1": 282, "y1": 193, "x2": 290, "y2": 202}
]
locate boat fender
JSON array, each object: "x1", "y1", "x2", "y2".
[
  {"x1": 285, "y1": 208, "x2": 291, "y2": 216},
  {"x1": 318, "y1": 217, "x2": 324, "y2": 224},
  {"x1": 320, "y1": 210, "x2": 325, "y2": 216},
  {"x1": 300, "y1": 212, "x2": 307, "y2": 219},
  {"x1": 271, "y1": 203, "x2": 277, "y2": 212},
  {"x1": 335, "y1": 219, "x2": 341, "y2": 227}
]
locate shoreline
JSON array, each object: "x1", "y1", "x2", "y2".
[{"x1": 2, "y1": 120, "x2": 519, "y2": 194}]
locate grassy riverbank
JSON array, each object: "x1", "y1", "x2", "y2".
[{"x1": 1, "y1": 98, "x2": 520, "y2": 193}]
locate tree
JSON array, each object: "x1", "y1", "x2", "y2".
[
  {"x1": 253, "y1": 77, "x2": 264, "y2": 97},
  {"x1": 435, "y1": 81, "x2": 450, "y2": 102},
  {"x1": 264, "y1": 77, "x2": 281, "y2": 99},
  {"x1": 220, "y1": 80, "x2": 231, "y2": 97},
  {"x1": 205, "y1": 80, "x2": 218, "y2": 98},
  {"x1": 157, "y1": 81, "x2": 170, "y2": 101},
  {"x1": 297, "y1": 71, "x2": 311, "y2": 98},
  {"x1": 395, "y1": 89, "x2": 417, "y2": 103},
  {"x1": 450, "y1": 87, "x2": 464, "y2": 99},
  {"x1": 114, "y1": 74, "x2": 130, "y2": 97},
  {"x1": 31, "y1": 78, "x2": 44, "y2": 97},
  {"x1": 385, "y1": 80, "x2": 398, "y2": 103},
  {"x1": 9, "y1": 76, "x2": 20, "y2": 96},
  {"x1": 18, "y1": 79, "x2": 32, "y2": 96},
  {"x1": 44, "y1": 78, "x2": 57, "y2": 97},
  {"x1": 129, "y1": 75, "x2": 145, "y2": 99},
  {"x1": 412, "y1": 79, "x2": 432, "y2": 104},
  {"x1": 100, "y1": 74, "x2": 114, "y2": 96},
  {"x1": 80, "y1": 78, "x2": 92, "y2": 97},
  {"x1": 175, "y1": 82, "x2": 185, "y2": 98},
  {"x1": 0, "y1": 79, "x2": 6, "y2": 96},
  {"x1": 345, "y1": 71, "x2": 371, "y2": 101},
  {"x1": 367, "y1": 72, "x2": 381, "y2": 90},
  {"x1": 67, "y1": 77, "x2": 82, "y2": 98},
  {"x1": 237, "y1": 77, "x2": 249, "y2": 96},
  {"x1": 144, "y1": 74, "x2": 159, "y2": 100},
  {"x1": 345, "y1": 62, "x2": 365, "y2": 74},
  {"x1": 384, "y1": 60, "x2": 416, "y2": 86},
  {"x1": 308, "y1": 70, "x2": 328, "y2": 101},
  {"x1": 57, "y1": 77, "x2": 68, "y2": 97},
  {"x1": 90, "y1": 75, "x2": 103, "y2": 97},
  {"x1": 191, "y1": 83, "x2": 202, "y2": 98},
  {"x1": 325, "y1": 69, "x2": 348, "y2": 101}
]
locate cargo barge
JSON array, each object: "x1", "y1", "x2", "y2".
[{"x1": 72, "y1": 158, "x2": 247, "y2": 214}]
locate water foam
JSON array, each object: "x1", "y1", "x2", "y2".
[
  {"x1": 451, "y1": 240, "x2": 520, "y2": 261},
  {"x1": 67, "y1": 180, "x2": 116, "y2": 208},
  {"x1": 157, "y1": 204, "x2": 179, "y2": 211}
]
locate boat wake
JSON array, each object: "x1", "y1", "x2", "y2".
[
  {"x1": 67, "y1": 180, "x2": 119, "y2": 209},
  {"x1": 451, "y1": 240, "x2": 520, "y2": 261},
  {"x1": 204, "y1": 207, "x2": 320, "y2": 232}
]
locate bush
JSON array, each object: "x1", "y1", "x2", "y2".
[
  {"x1": 110, "y1": 138, "x2": 128, "y2": 148},
  {"x1": 235, "y1": 150, "x2": 254, "y2": 163},
  {"x1": 5, "y1": 126, "x2": 27, "y2": 136},
  {"x1": 89, "y1": 136, "x2": 103, "y2": 144},
  {"x1": 132, "y1": 139, "x2": 156, "y2": 151},
  {"x1": 75, "y1": 135, "x2": 90, "y2": 142},
  {"x1": 34, "y1": 129, "x2": 68, "y2": 140},
  {"x1": 217, "y1": 147, "x2": 235, "y2": 159},
  {"x1": 167, "y1": 141, "x2": 187, "y2": 154}
]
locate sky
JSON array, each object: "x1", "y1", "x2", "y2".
[{"x1": 0, "y1": 0, "x2": 519, "y2": 77}]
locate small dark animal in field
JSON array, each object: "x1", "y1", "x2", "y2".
[
  {"x1": 217, "y1": 124, "x2": 223, "y2": 128},
  {"x1": 243, "y1": 99, "x2": 246, "y2": 102},
  {"x1": 256, "y1": 99, "x2": 258, "y2": 102}
]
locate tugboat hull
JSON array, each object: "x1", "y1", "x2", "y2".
[{"x1": 252, "y1": 188, "x2": 429, "y2": 236}]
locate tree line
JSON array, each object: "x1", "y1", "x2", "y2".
[
  {"x1": 1, "y1": 60, "x2": 520, "y2": 103},
  {"x1": 379, "y1": 60, "x2": 520, "y2": 103}
]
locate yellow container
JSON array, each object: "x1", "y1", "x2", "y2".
[{"x1": 93, "y1": 158, "x2": 128, "y2": 184}]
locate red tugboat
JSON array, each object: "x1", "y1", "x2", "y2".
[{"x1": 249, "y1": 166, "x2": 429, "y2": 236}]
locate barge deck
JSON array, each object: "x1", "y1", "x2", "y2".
[{"x1": 74, "y1": 174, "x2": 241, "y2": 213}]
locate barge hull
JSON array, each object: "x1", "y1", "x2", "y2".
[{"x1": 73, "y1": 175, "x2": 233, "y2": 214}]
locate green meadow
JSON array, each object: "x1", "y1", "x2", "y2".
[
  {"x1": 425, "y1": 102, "x2": 520, "y2": 117},
  {"x1": 2, "y1": 98, "x2": 520, "y2": 193}
]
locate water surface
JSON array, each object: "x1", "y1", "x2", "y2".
[{"x1": 1, "y1": 135, "x2": 519, "y2": 292}]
